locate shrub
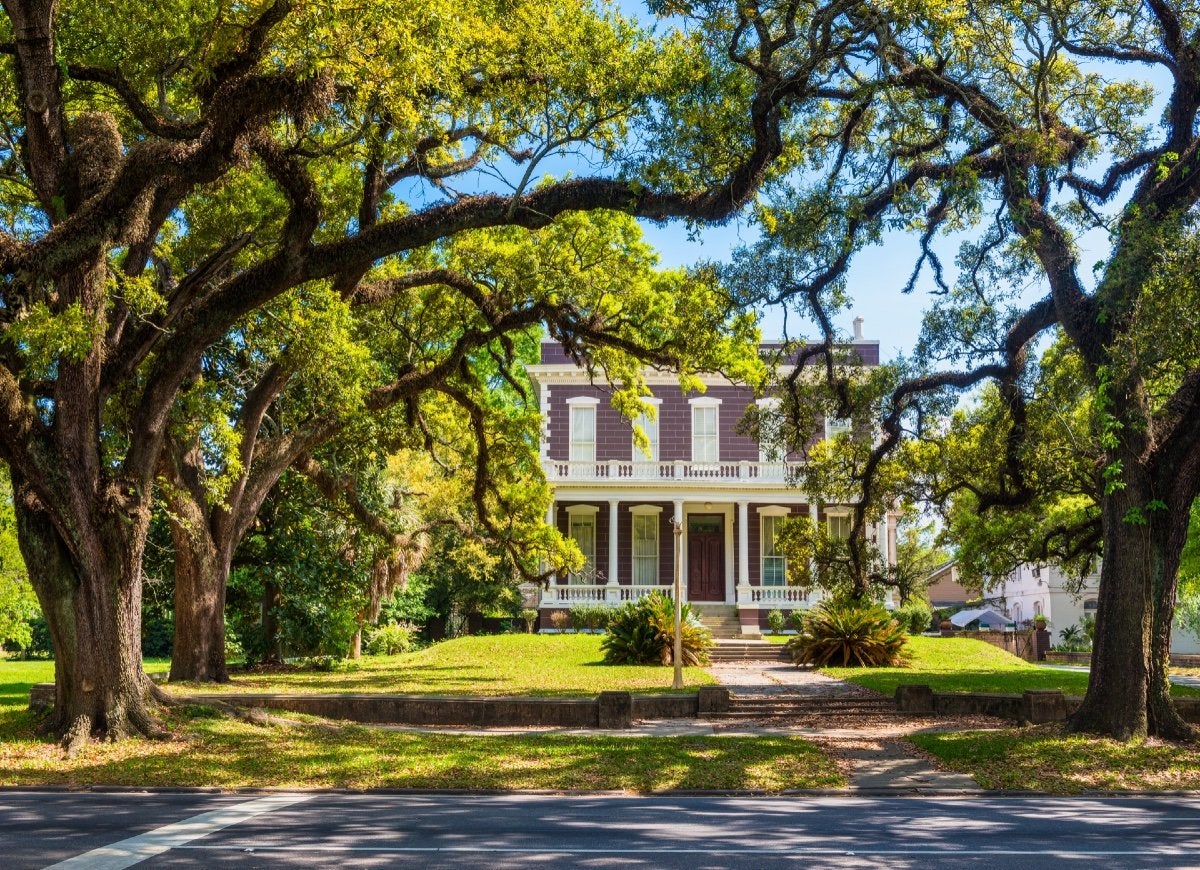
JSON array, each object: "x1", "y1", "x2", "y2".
[
  {"x1": 592, "y1": 607, "x2": 612, "y2": 631},
  {"x1": 549, "y1": 610, "x2": 568, "y2": 630},
  {"x1": 787, "y1": 603, "x2": 909, "y2": 667},
  {"x1": 601, "y1": 591, "x2": 713, "y2": 666},
  {"x1": 766, "y1": 609, "x2": 785, "y2": 635},
  {"x1": 568, "y1": 605, "x2": 590, "y2": 632},
  {"x1": 894, "y1": 601, "x2": 934, "y2": 635},
  {"x1": 365, "y1": 622, "x2": 416, "y2": 656},
  {"x1": 522, "y1": 609, "x2": 539, "y2": 633}
]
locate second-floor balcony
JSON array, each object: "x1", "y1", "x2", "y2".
[{"x1": 543, "y1": 459, "x2": 794, "y2": 485}]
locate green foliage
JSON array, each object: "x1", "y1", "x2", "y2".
[
  {"x1": 894, "y1": 600, "x2": 934, "y2": 635},
  {"x1": 1054, "y1": 624, "x2": 1089, "y2": 653},
  {"x1": 364, "y1": 622, "x2": 417, "y2": 656},
  {"x1": 0, "y1": 470, "x2": 36, "y2": 653},
  {"x1": 766, "y1": 609, "x2": 785, "y2": 634},
  {"x1": 786, "y1": 603, "x2": 909, "y2": 668},
  {"x1": 522, "y1": 609, "x2": 539, "y2": 633},
  {"x1": 601, "y1": 591, "x2": 713, "y2": 666}
]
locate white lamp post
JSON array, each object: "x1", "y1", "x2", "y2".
[{"x1": 672, "y1": 517, "x2": 683, "y2": 690}]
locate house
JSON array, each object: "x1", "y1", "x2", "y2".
[
  {"x1": 527, "y1": 325, "x2": 896, "y2": 635},
  {"x1": 924, "y1": 559, "x2": 971, "y2": 609},
  {"x1": 991, "y1": 563, "x2": 1099, "y2": 633}
]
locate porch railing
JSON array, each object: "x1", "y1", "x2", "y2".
[{"x1": 543, "y1": 459, "x2": 791, "y2": 484}]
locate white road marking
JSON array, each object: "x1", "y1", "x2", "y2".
[
  {"x1": 43, "y1": 794, "x2": 314, "y2": 870},
  {"x1": 173, "y1": 845, "x2": 1186, "y2": 857}
]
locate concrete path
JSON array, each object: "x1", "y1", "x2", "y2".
[
  {"x1": 705, "y1": 661, "x2": 985, "y2": 792},
  {"x1": 1039, "y1": 663, "x2": 1200, "y2": 689},
  {"x1": 706, "y1": 660, "x2": 880, "y2": 697}
]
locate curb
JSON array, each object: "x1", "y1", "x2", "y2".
[{"x1": 6, "y1": 785, "x2": 1200, "y2": 798}]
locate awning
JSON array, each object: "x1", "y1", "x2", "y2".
[{"x1": 949, "y1": 607, "x2": 1012, "y2": 628}]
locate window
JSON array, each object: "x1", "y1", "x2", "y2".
[
  {"x1": 826, "y1": 416, "x2": 853, "y2": 439},
  {"x1": 827, "y1": 513, "x2": 852, "y2": 540},
  {"x1": 632, "y1": 405, "x2": 659, "y2": 464},
  {"x1": 757, "y1": 398, "x2": 784, "y2": 463},
  {"x1": 1083, "y1": 598, "x2": 1098, "y2": 613},
  {"x1": 568, "y1": 401, "x2": 596, "y2": 463},
  {"x1": 691, "y1": 402, "x2": 719, "y2": 462},
  {"x1": 567, "y1": 511, "x2": 596, "y2": 584},
  {"x1": 761, "y1": 514, "x2": 786, "y2": 586},
  {"x1": 632, "y1": 513, "x2": 659, "y2": 584}
]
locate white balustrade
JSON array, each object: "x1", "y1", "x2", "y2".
[
  {"x1": 736, "y1": 585, "x2": 814, "y2": 606},
  {"x1": 541, "y1": 584, "x2": 672, "y2": 606},
  {"x1": 544, "y1": 459, "x2": 792, "y2": 484}
]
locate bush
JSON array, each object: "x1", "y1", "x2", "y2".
[
  {"x1": 522, "y1": 609, "x2": 539, "y2": 633},
  {"x1": 601, "y1": 591, "x2": 713, "y2": 666},
  {"x1": 787, "y1": 603, "x2": 909, "y2": 667},
  {"x1": 549, "y1": 610, "x2": 568, "y2": 630},
  {"x1": 568, "y1": 605, "x2": 589, "y2": 632},
  {"x1": 766, "y1": 609, "x2": 785, "y2": 635},
  {"x1": 365, "y1": 622, "x2": 417, "y2": 656},
  {"x1": 893, "y1": 601, "x2": 934, "y2": 635}
]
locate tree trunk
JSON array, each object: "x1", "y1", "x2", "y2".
[
  {"x1": 261, "y1": 578, "x2": 283, "y2": 664},
  {"x1": 1067, "y1": 457, "x2": 1197, "y2": 740},
  {"x1": 348, "y1": 624, "x2": 362, "y2": 659},
  {"x1": 167, "y1": 514, "x2": 231, "y2": 683},
  {"x1": 12, "y1": 473, "x2": 162, "y2": 754}
]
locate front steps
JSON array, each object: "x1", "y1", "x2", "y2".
[
  {"x1": 708, "y1": 694, "x2": 895, "y2": 721},
  {"x1": 708, "y1": 639, "x2": 790, "y2": 662},
  {"x1": 692, "y1": 604, "x2": 743, "y2": 638}
]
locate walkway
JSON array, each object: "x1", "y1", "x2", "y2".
[{"x1": 705, "y1": 660, "x2": 987, "y2": 792}]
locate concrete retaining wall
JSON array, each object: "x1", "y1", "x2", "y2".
[
  {"x1": 896, "y1": 684, "x2": 1200, "y2": 724},
  {"x1": 943, "y1": 629, "x2": 1050, "y2": 662},
  {"x1": 1045, "y1": 650, "x2": 1200, "y2": 668}
]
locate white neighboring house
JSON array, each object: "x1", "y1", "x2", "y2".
[{"x1": 986, "y1": 563, "x2": 1100, "y2": 636}]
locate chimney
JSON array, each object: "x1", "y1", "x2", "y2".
[{"x1": 852, "y1": 316, "x2": 864, "y2": 341}]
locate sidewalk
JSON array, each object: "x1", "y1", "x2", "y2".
[{"x1": 704, "y1": 660, "x2": 986, "y2": 792}]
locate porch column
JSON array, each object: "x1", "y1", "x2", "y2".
[
  {"x1": 607, "y1": 499, "x2": 620, "y2": 587},
  {"x1": 546, "y1": 500, "x2": 557, "y2": 587},
  {"x1": 737, "y1": 500, "x2": 750, "y2": 596}
]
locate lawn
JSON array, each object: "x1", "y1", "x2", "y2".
[
  {"x1": 0, "y1": 653, "x2": 837, "y2": 792},
  {"x1": 822, "y1": 636, "x2": 1200, "y2": 697},
  {"x1": 911, "y1": 727, "x2": 1200, "y2": 793},
  {"x1": 164, "y1": 634, "x2": 717, "y2": 698}
]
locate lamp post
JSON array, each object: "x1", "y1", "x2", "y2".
[{"x1": 672, "y1": 517, "x2": 683, "y2": 690}]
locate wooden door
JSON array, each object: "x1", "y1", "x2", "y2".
[{"x1": 687, "y1": 516, "x2": 724, "y2": 601}]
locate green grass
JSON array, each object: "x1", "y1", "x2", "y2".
[
  {"x1": 0, "y1": 654, "x2": 836, "y2": 792},
  {"x1": 166, "y1": 635, "x2": 716, "y2": 698},
  {"x1": 911, "y1": 727, "x2": 1200, "y2": 793},
  {"x1": 823, "y1": 636, "x2": 1200, "y2": 697},
  {"x1": 0, "y1": 706, "x2": 841, "y2": 791}
]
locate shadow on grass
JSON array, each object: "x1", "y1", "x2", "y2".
[{"x1": 11, "y1": 717, "x2": 843, "y2": 791}]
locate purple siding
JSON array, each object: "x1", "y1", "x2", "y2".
[
  {"x1": 556, "y1": 501, "x2": 675, "y2": 585},
  {"x1": 546, "y1": 384, "x2": 760, "y2": 462}
]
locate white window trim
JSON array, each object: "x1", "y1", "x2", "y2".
[
  {"x1": 756, "y1": 397, "x2": 784, "y2": 463},
  {"x1": 629, "y1": 507, "x2": 661, "y2": 586},
  {"x1": 825, "y1": 415, "x2": 853, "y2": 439},
  {"x1": 567, "y1": 398, "x2": 598, "y2": 464},
  {"x1": 565, "y1": 505, "x2": 599, "y2": 584},
  {"x1": 757, "y1": 505, "x2": 791, "y2": 517},
  {"x1": 760, "y1": 512, "x2": 787, "y2": 587},
  {"x1": 632, "y1": 397, "x2": 662, "y2": 463},
  {"x1": 689, "y1": 397, "x2": 721, "y2": 463}
]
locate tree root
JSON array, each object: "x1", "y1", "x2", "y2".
[{"x1": 61, "y1": 715, "x2": 93, "y2": 759}]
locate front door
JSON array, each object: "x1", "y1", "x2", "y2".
[{"x1": 687, "y1": 515, "x2": 724, "y2": 601}]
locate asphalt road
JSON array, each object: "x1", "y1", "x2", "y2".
[{"x1": 4, "y1": 791, "x2": 1200, "y2": 869}]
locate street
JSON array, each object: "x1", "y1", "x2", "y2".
[{"x1": 4, "y1": 791, "x2": 1200, "y2": 869}]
